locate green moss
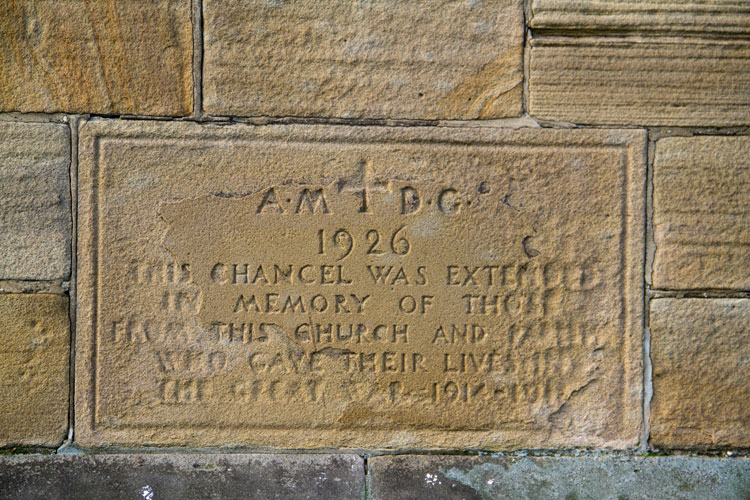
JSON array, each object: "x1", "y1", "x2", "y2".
[{"x1": 0, "y1": 446, "x2": 56, "y2": 455}]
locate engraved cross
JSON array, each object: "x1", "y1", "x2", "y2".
[{"x1": 338, "y1": 159, "x2": 389, "y2": 213}]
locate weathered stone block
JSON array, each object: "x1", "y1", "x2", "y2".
[
  {"x1": 653, "y1": 136, "x2": 750, "y2": 290},
  {"x1": 369, "y1": 455, "x2": 750, "y2": 500},
  {"x1": 0, "y1": 294, "x2": 69, "y2": 446},
  {"x1": 203, "y1": 0, "x2": 523, "y2": 119},
  {"x1": 76, "y1": 120, "x2": 644, "y2": 448},
  {"x1": 531, "y1": 0, "x2": 750, "y2": 36},
  {"x1": 650, "y1": 299, "x2": 750, "y2": 448},
  {"x1": 0, "y1": 0, "x2": 192, "y2": 115},
  {"x1": 0, "y1": 121, "x2": 70, "y2": 280},
  {"x1": 0, "y1": 454, "x2": 363, "y2": 500},
  {"x1": 529, "y1": 39, "x2": 750, "y2": 126}
]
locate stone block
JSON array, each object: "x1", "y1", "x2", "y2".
[
  {"x1": 76, "y1": 120, "x2": 644, "y2": 448},
  {"x1": 203, "y1": 0, "x2": 523, "y2": 119},
  {"x1": 650, "y1": 298, "x2": 750, "y2": 448},
  {"x1": 531, "y1": 0, "x2": 750, "y2": 36},
  {"x1": 0, "y1": 294, "x2": 70, "y2": 446},
  {"x1": 0, "y1": 0, "x2": 192, "y2": 115},
  {"x1": 0, "y1": 121, "x2": 71, "y2": 280},
  {"x1": 368, "y1": 455, "x2": 750, "y2": 500},
  {"x1": 0, "y1": 454, "x2": 363, "y2": 499},
  {"x1": 652, "y1": 136, "x2": 750, "y2": 290},
  {"x1": 528, "y1": 39, "x2": 750, "y2": 126}
]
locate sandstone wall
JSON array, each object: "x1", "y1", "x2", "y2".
[{"x1": 1, "y1": 1, "x2": 748, "y2": 498}]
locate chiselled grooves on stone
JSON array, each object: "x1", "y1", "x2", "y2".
[
  {"x1": 653, "y1": 136, "x2": 750, "y2": 290},
  {"x1": 531, "y1": 0, "x2": 750, "y2": 36},
  {"x1": 529, "y1": 39, "x2": 750, "y2": 126}
]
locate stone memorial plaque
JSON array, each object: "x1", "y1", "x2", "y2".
[{"x1": 76, "y1": 121, "x2": 644, "y2": 448}]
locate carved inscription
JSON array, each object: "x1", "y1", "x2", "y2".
[
  {"x1": 76, "y1": 123, "x2": 644, "y2": 448},
  {"x1": 160, "y1": 181, "x2": 608, "y2": 412}
]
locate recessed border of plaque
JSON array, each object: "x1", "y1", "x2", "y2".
[{"x1": 76, "y1": 120, "x2": 645, "y2": 449}]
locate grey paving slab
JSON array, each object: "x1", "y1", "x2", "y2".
[
  {"x1": 0, "y1": 454, "x2": 364, "y2": 500},
  {"x1": 369, "y1": 455, "x2": 750, "y2": 500}
]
